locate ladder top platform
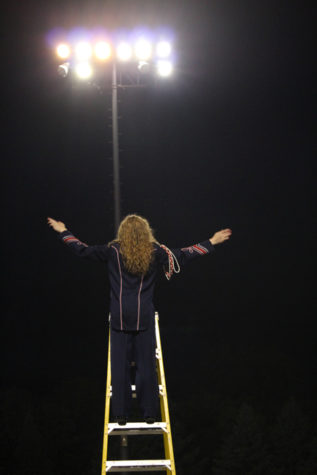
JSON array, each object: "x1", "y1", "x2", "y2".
[{"x1": 106, "y1": 459, "x2": 171, "y2": 472}]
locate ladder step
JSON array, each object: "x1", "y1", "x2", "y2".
[
  {"x1": 106, "y1": 459, "x2": 171, "y2": 472},
  {"x1": 108, "y1": 422, "x2": 167, "y2": 435},
  {"x1": 110, "y1": 384, "x2": 163, "y2": 392}
]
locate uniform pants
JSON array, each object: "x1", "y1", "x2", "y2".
[{"x1": 110, "y1": 322, "x2": 158, "y2": 418}]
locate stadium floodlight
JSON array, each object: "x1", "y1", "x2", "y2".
[
  {"x1": 117, "y1": 42, "x2": 132, "y2": 61},
  {"x1": 156, "y1": 41, "x2": 171, "y2": 58},
  {"x1": 95, "y1": 41, "x2": 111, "y2": 60},
  {"x1": 50, "y1": 28, "x2": 175, "y2": 237},
  {"x1": 56, "y1": 43, "x2": 71, "y2": 59},
  {"x1": 135, "y1": 39, "x2": 152, "y2": 60},
  {"x1": 157, "y1": 60, "x2": 173, "y2": 77},
  {"x1": 75, "y1": 42, "x2": 92, "y2": 61},
  {"x1": 57, "y1": 62, "x2": 70, "y2": 77},
  {"x1": 75, "y1": 62, "x2": 93, "y2": 79}
]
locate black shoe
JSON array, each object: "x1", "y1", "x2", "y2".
[
  {"x1": 115, "y1": 416, "x2": 128, "y2": 426},
  {"x1": 145, "y1": 417, "x2": 155, "y2": 424}
]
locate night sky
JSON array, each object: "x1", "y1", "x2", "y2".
[{"x1": 2, "y1": 1, "x2": 315, "y2": 474}]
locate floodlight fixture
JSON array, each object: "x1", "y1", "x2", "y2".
[
  {"x1": 75, "y1": 62, "x2": 93, "y2": 79},
  {"x1": 57, "y1": 62, "x2": 70, "y2": 77},
  {"x1": 135, "y1": 39, "x2": 152, "y2": 60},
  {"x1": 75, "y1": 42, "x2": 92, "y2": 61},
  {"x1": 95, "y1": 41, "x2": 111, "y2": 60},
  {"x1": 56, "y1": 43, "x2": 71, "y2": 59},
  {"x1": 157, "y1": 60, "x2": 173, "y2": 77},
  {"x1": 156, "y1": 41, "x2": 171, "y2": 58},
  {"x1": 117, "y1": 42, "x2": 132, "y2": 61}
]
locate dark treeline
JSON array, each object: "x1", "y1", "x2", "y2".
[{"x1": 1, "y1": 337, "x2": 316, "y2": 475}]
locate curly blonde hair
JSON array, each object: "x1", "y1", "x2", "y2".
[{"x1": 111, "y1": 215, "x2": 157, "y2": 275}]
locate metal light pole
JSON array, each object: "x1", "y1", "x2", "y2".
[
  {"x1": 111, "y1": 61, "x2": 121, "y2": 232},
  {"x1": 112, "y1": 65, "x2": 127, "y2": 466}
]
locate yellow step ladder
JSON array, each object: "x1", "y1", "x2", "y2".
[{"x1": 101, "y1": 312, "x2": 176, "y2": 473}]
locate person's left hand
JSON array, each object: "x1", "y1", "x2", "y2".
[{"x1": 47, "y1": 217, "x2": 67, "y2": 233}]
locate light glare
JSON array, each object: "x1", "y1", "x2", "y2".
[
  {"x1": 135, "y1": 39, "x2": 152, "y2": 60},
  {"x1": 95, "y1": 41, "x2": 111, "y2": 60},
  {"x1": 75, "y1": 42, "x2": 92, "y2": 60},
  {"x1": 137, "y1": 61, "x2": 150, "y2": 74},
  {"x1": 75, "y1": 62, "x2": 93, "y2": 79},
  {"x1": 157, "y1": 60, "x2": 173, "y2": 77},
  {"x1": 117, "y1": 42, "x2": 132, "y2": 61},
  {"x1": 56, "y1": 43, "x2": 70, "y2": 59},
  {"x1": 57, "y1": 62, "x2": 70, "y2": 77},
  {"x1": 156, "y1": 41, "x2": 171, "y2": 58}
]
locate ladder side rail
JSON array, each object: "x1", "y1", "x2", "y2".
[
  {"x1": 155, "y1": 315, "x2": 170, "y2": 460},
  {"x1": 101, "y1": 323, "x2": 112, "y2": 475},
  {"x1": 155, "y1": 313, "x2": 176, "y2": 474}
]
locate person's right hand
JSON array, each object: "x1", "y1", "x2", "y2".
[
  {"x1": 47, "y1": 217, "x2": 67, "y2": 233},
  {"x1": 210, "y1": 229, "x2": 232, "y2": 245}
]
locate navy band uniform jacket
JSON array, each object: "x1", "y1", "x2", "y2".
[{"x1": 59, "y1": 230, "x2": 214, "y2": 331}]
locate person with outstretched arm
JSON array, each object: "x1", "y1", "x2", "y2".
[{"x1": 48, "y1": 214, "x2": 232, "y2": 425}]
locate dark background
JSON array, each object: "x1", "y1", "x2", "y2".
[{"x1": 1, "y1": 1, "x2": 315, "y2": 474}]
